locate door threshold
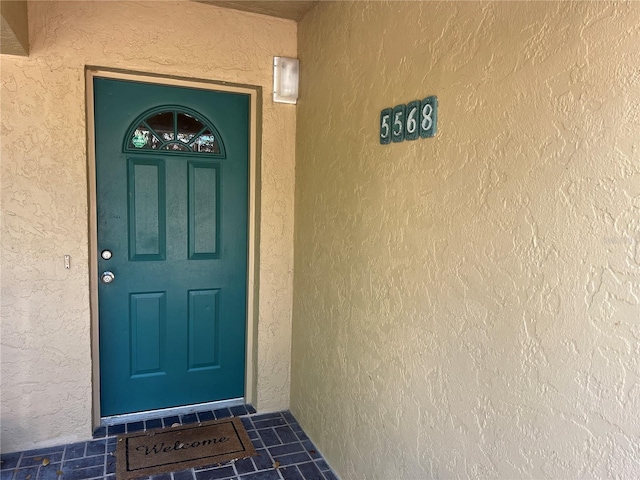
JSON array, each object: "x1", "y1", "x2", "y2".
[{"x1": 100, "y1": 397, "x2": 245, "y2": 426}]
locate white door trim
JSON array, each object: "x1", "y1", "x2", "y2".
[{"x1": 85, "y1": 67, "x2": 261, "y2": 429}]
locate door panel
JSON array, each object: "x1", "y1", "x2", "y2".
[
  {"x1": 128, "y1": 159, "x2": 166, "y2": 260},
  {"x1": 130, "y1": 292, "x2": 166, "y2": 376},
  {"x1": 188, "y1": 289, "x2": 220, "y2": 369},
  {"x1": 188, "y1": 162, "x2": 219, "y2": 258},
  {"x1": 94, "y1": 78, "x2": 249, "y2": 417}
]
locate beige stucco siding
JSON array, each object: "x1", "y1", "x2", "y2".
[
  {"x1": 293, "y1": 2, "x2": 640, "y2": 478},
  {"x1": 1, "y1": 0, "x2": 296, "y2": 452}
]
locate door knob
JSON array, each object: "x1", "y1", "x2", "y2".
[{"x1": 101, "y1": 271, "x2": 115, "y2": 284}]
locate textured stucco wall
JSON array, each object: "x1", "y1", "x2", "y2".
[
  {"x1": 292, "y1": 2, "x2": 640, "y2": 478},
  {"x1": 1, "y1": 0, "x2": 296, "y2": 452}
]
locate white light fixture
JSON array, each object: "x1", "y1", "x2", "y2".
[{"x1": 273, "y1": 57, "x2": 299, "y2": 104}]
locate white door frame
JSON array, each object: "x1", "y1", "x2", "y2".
[{"x1": 85, "y1": 67, "x2": 261, "y2": 428}]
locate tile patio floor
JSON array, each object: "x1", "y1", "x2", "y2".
[{"x1": 0, "y1": 407, "x2": 338, "y2": 480}]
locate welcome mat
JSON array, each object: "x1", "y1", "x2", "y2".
[{"x1": 116, "y1": 417, "x2": 256, "y2": 479}]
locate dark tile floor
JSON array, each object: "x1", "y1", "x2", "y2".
[{"x1": 0, "y1": 407, "x2": 338, "y2": 480}]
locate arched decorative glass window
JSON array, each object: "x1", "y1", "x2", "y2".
[{"x1": 123, "y1": 106, "x2": 225, "y2": 157}]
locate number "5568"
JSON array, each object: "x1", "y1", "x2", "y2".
[{"x1": 380, "y1": 96, "x2": 437, "y2": 145}]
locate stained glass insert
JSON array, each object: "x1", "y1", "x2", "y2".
[
  {"x1": 162, "y1": 143, "x2": 189, "y2": 151},
  {"x1": 147, "y1": 111, "x2": 174, "y2": 141},
  {"x1": 129, "y1": 124, "x2": 161, "y2": 150},
  {"x1": 192, "y1": 130, "x2": 220, "y2": 154},
  {"x1": 125, "y1": 109, "x2": 223, "y2": 156},
  {"x1": 177, "y1": 113, "x2": 204, "y2": 144}
]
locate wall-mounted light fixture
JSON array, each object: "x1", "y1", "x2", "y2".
[{"x1": 273, "y1": 57, "x2": 299, "y2": 104}]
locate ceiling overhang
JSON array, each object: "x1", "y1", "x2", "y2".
[
  {"x1": 0, "y1": 0, "x2": 317, "y2": 58},
  {"x1": 1, "y1": 0, "x2": 29, "y2": 57},
  {"x1": 196, "y1": 1, "x2": 318, "y2": 22}
]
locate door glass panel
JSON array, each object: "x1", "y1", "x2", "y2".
[
  {"x1": 124, "y1": 108, "x2": 224, "y2": 156},
  {"x1": 146, "y1": 111, "x2": 175, "y2": 141},
  {"x1": 177, "y1": 112, "x2": 204, "y2": 144},
  {"x1": 192, "y1": 130, "x2": 221, "y2": 154},
  {"x1": 162, "y1": 143, "x2": 189, "y2": 151},
  {"x1": 129, "y1": 124, "x2": 162, "y2": 150}
]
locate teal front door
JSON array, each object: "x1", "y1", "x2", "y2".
[{"x1": 94, "y1": 77, "x2": 249, "y2": 417}]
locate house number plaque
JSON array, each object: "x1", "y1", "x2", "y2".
[{"x1": 380, "y1": 96, "x2": 437, "y2": 145}]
